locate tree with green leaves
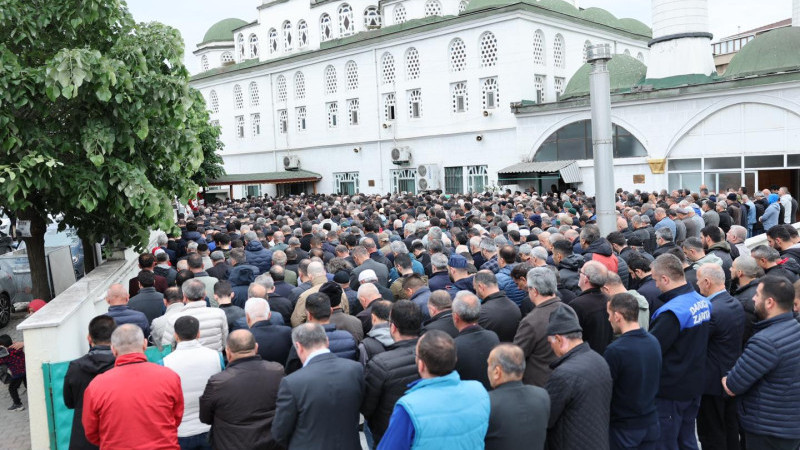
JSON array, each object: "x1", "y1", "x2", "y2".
[{"x1": 0, "y1": 1, "x2": 224, "y2": 300}]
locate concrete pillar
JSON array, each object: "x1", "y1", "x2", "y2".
[
  {"x1": 588, "y1": 44, "x2": 616, "y2": 237},
  {"x1": 646, "y1": 0, "x2": 716, "y2": 79}
]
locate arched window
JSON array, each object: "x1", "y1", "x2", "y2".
[
  {"x1": 325, "y1": 65, "x2": 337, "y2": 94},
  {"x1": 405, "y1": 47, "x2": 420, "y2": 80},
  {"x1": 221, "y1": 52, "x2": 234, "y2": 64},
  {"x1": 481, "y1": 77, "x2": 499, "y2": 109},
  {"x1": 393, "y1": 4, "x2": 407, "y2": 24},
  {"x1": 533, "y1": 120, "x2": 648, "y2": 161},
  {"x1": 345, "y1": 61, "x2": 359, "y2": 90},
  {"x1": 249, "y1": 34, "x2": 259, "y2": 58},
  {"x1": 283, "y1": 22, "x2": 293, "y2": 51},
  {"x1": 320, "y1": 14, "x2": 333, "y2": 42},
  {"x1": 533, "y1": 30, "x2": 545, "y2": 66},
  {"x1": 364, "y1": 6, "x2": 381, "y2": 29},
  {"x1": 238, "y1": 34, "x2": 245, "y2": 59},
  {"x1": 424, "y1": 0, "x2": 442, "y2": 16},
  {"x1": 276, "y1": 76, "x2": 287, "y2": 102},
  {"x1": 249, "y1": 81, "x2": 260, "y2": 106},
  {"x1": 298, "y1": 20, "x2": 309, "y2": 48},
  {"x1": 408, "y1": 89, "x2": 422, "y2": 118},
  {"x1": 637, "y1": 52, "x2": 645, "y2": 63},
  {"x1": 451, "y1": 82, "x2": 468, "y2": 113},
  {"x1": 479, "y1": 31, "x2": 497, "y2": 68},
  {"x1": 583, "y1": 40, "x2": 592, "y2": 63},
  {"x1": 449, "y1": 38, "x2": 467, "y2": 72},
  {"x1": 459, "y1": 0, "x2": 469, "y2": 12},
  {"x1": 294, "y1": 71, "x2": 306, "y2": 99},
  {"x1": 209, "y1": 90, "x2": 219, "y2": 113},
  {"x1": 200, "y1": 55, "x2": 209, "y2": 71},
  {"x1": 381, "y1": 52, "x2": 395, "y2": 85},
  {"x1": 268, "y1": 29, "x2": 278, "y2": 54},
  {"x1": 553, "y1": 33, "x2": 565, "y2": 69},
  {"x1": 233, "y1": 84, "x2": 244, "y2": 109},
  {"x1": 339, "y1": 4, "x2": 354, "y2": 36},
  {"x1": 623, "y1": 49, "x2": 631, "y2": 56}
]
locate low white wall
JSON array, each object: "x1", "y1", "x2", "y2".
[
  {"x1": 17, "y1": 232, "x2": 159, "y2": 450},
  {"x1": 744, "y1": 223, "x2": 800, "y2": 249}
]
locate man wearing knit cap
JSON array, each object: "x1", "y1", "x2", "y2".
[
  {"x1": 544, "y1": 305, "x2": 612, "y2": 450},
  {"x1": 446, "y1": 254, "x2": 475, "y2": 298}
]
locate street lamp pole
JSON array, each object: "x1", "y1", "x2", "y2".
[{"x1": 588, "y1": 44, "x2": 616, "y2": 237}]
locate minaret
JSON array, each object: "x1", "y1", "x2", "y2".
[
  {"x1": 794, "y1": 0, "x2": 800, "y2": 26},
  {"x1": 645, "y1": 0, "x2": 716, "y2": 79}
]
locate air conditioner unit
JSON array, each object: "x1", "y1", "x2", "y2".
[
  {"x1": 417, "y1": 164, "x2": 441, "y2": 191},
  {"x1": 283, "y1": 155, "x2": 300, "y2": 171},
  {"x1": 391, "y1": 147, "x2": 411, "y2": 165}
]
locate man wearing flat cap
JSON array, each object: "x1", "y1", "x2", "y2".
[
  {"x1": 446, "y1": 254, "x2": 476, "y2": 298},
  {"x1": 544, "y1": 305, "x2": 612, "y2": 450}
]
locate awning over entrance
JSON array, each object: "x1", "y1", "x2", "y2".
[
  {"x1": 497, "y1": 160, "x2": 582, "y2": 183},
  {"x1": 208, "y1": 170, "x2": 322, "y2": 186}
]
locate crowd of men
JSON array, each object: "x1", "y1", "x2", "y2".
[{"x1": 62, "y1": 184, "x2": 800, "y2": 450}]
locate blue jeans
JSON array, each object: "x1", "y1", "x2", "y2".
[
  {"x1": 178, "y1": 432, "x2": 211, "y2": 450},
  {"x1": 655, "y1": 397, "x2": 701, "y2": 450}
]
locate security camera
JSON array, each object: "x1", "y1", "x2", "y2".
[
  {"x1": 476, "y1": 135, "x2": 483, "y2": 142},
  {"x1": 483, "y1": 110, "x2": 492, "y2": 117},
  {"x1": 382, "y1": 122, "x2": 392, "y2": 129},
  {"x1": 353, "y1": 147, "x2": 361, "y2": 153}
]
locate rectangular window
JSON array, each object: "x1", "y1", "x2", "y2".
[
  {"x1": 445, "y1": 167, "x2": 464, "y2": 194},
  {"x1": 348, "y1": 99, "x2": 359, "y2": 126},
  {"x1": 554, "y1": 77, "x2": 565, "y2": 100},
  {"x1": 534, "y1": 75, "x2": 546, "y2": 103},
  {"x1": 296, "y1": 106, "x2": 307, "y2": 131},
  {"x1": 251, "y1": 113, "x2": 261, "y2": 136},
  {"x1": 334, "y1": 172, "x2": 360, "y2": 195},
  {"x1": 235, "y1": 115, "x2": 245, "y2": 138},
  {"x1": 467, "y1": 165, "x2": 488, "y2": 193},
  {"x1": 391, "y1": 169, "x2": 417, "y2": 194},
  {"x1": 384, "y1": 93, "x2": 396, "y2": 121},
  {"x1": 485, "y1": 91, "x2": 496, "y2": 109},
  {"x1": 450, "y1": 82, "x2": 468, "y2": 113},
  {"x1": 744, "y1": 155, "x2": 784, "y2": 168},
  {"x1": 277, "y1": 110, "x2": 287, "y2": 134},
  {"x1": 408, "y1": 89, "x2": 422, "y2": 119},
  {"x1": 327, "y1": 102, "x2": 338, "y2": 128}
]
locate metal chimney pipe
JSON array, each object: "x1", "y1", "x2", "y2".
[{"x1": 587, "y1": 44, "x2": 616, "y2": 237}]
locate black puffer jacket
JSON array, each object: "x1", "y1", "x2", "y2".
[
  {"x1": 558, "y1": 254, "x2": 584, "y2": 295},
  {"x1": 63, "y1": 346, "x2": 116, "y2": 450},
  {"x1": 732, "y1": 278, "x2": 759, "y2": 343},
  {"x1": 361, "y1": 339, "x2": 421, "y2": 445},
  {"x1": 545, "y1": 342, "x2": 612, "y2": 450}
]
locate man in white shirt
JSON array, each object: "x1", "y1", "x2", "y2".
[{"x1": 163, "y1": 316, "x2": 223, "y2": 449}]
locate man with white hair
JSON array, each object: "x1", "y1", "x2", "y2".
[
  {"x1": 428, "y1": 253, "x2": 451, "y2": 293},
  {"x1": 163, "y1": 279, "x2": 229, "y2": 352},
  {"x1": 530, "y1": 247, "x2": 548, "y2": 267},
  {"x1": 727, "y1": 225, "x2": 750, "y2": 257},
  {"x1": 246, "y1": 297, "x2": 293, "y2": 365},
  {"x1": 82, "y1": 324, "x2": 183, "y2": 449},
  {"x1": 350, "y1": 245, "x2": 390, "y2": 291},
  {"x1": 479, "y1": 237, "x2": 500, "y2": 274}
]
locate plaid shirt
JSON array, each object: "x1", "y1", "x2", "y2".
[{"x1": 480, "y1": 255, "x2": 500, "y2": 274}]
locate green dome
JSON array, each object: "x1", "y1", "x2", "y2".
[
  {"x1": 201, "y1": 18, "x2": 248, "y2": 44},
  {"x1": 579, "y1": 7, "x2": 618, "y2": 28},
  {"x1": 616, "y1": 18, "x2": 652, "y2": 36},
  {"x1": 725, "y1": 27, "x2": 800, "y2": 78},
  {"x1": 465, "y1": 0, "x2": 577, "y2": 16},
  {"x1": 561, "y1": 54, "x2": 647, "y2": 100}
]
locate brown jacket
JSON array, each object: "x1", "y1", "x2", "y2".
[
  {"x1": 513, "y1": 297, "x2": 566, "y2": 387},
  {"x1": 291, "y1": 276, "x2": 349, "y2": 327}
]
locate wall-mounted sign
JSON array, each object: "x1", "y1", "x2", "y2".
[{"x1": 633, "y1": 175, "x2": 645, "y2": 184}]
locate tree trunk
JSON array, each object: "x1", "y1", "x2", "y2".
[
  {"x1": 18, "y1": 208, "x2": 51, "y2": 301},
  {"x1": 81, "y1": 234, "x2": 97, "y2": 274}
]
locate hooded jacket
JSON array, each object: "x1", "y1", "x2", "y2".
[
  {"x1": 228, "y1": 264, "x2": 260, "y2": 308},
  {"x1": 245, "y1": 240, "x2": 272, "y2": 274},
  {"x1": 558, "y1": 254, "x2": 584, "y2": 295},
  {"x1": 582, "y1": 238, "x2": 630, "y2": 288},
  {"x1": 359, "y1": 322, "x2": 395, "y2": 365},
  {"x1": 63, "y1": 346, "x2": 116, "y2": 450},
  {"x1": 706, "y1": 241, "x2": 734, "y2": 288}
]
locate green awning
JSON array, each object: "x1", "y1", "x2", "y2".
[{"x1": 208, "y1": 170, "x2": 322, "y2": 186}]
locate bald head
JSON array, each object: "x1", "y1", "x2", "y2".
[
  {"x1": 357, "y1": 283, "x2": 381, "y2": 307},
  {"x1": 106, "y1": 284, "x2": 129, "y2": 306},
  {"x1": 697, "y1": 264, "x2": 726, "y2": 296},
  {"x1": 488, "y1": 344, "x2": 526, "y2": 388},
  {"x1": 226, "y1": 330, "x2": 258, "y2": 361},
  {"x1": 307, "y1": 261, "x2": 326, "y2": 278}
]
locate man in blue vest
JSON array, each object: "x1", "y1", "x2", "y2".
[
  {"x1": 649, "y1": 254, "x2": 711, "y2": 450},
  {"x1": 378, "y1": 330, "x2": 490, "y2": 449}
]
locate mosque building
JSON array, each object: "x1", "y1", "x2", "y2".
[{"x1": 190, "y1": 0, "x2": 800, "y2": 197}]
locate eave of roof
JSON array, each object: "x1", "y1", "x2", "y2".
[{"x1": 208, "y1": 170, "x2": 323, "y2": 186}]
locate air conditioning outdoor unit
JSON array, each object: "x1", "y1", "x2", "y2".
[
  {"x1": 417, "y1": 164, "x2": 441, "y2": 191},
  {"x1": 391, "y1": 147, "x2": 411, "y2": 165},
  {"x1": 283, "y1": 155, "x2": 300, "y2": 171}
]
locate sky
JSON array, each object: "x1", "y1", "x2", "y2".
[{"x1": 126, "y1": 0, "x2": 793, "y2": 74}]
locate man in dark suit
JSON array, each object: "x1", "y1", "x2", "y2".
[
  {"x1": 453, "y1": 291, "x2": 500, "y2": 391},
  {"x1": 127, "y1": 271, "x2": 165, "y2": 325},
  {"x1": 474, "y1": 270, "x2": 521, "y2": 342},
  {"x1": 695, "y1": 264, "x2": 745, "y2": 450},
  {"x1": 206, "y1": 251, "x2": 232, "y2": 281},
  {"x1": 245, "y1": 298, "x2": 292, "y2": 365},
  {"x1": 272, "y1": 323, "x2": 364, "y2": 449},
  {"x1": 422, "y1": 290, "x2": 459, "y2": 338},
  {"x1": 350, "y1": 246, "x2": 390, "y2": 291},
  {"x1": 485, "y1": 344, "x2": 549, "y2": 450}
]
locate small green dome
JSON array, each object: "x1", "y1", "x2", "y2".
[
  {"x1": 465, "y1": 0, "x2": 577, "y2": 16},
  {"x1": 725, "y1": 27, "x2": 800, "y2": 78},
  {"x1": 201, "y1": 18, "x2": 248, "y2": 45},
  {"x1": 579, "y1": 7, "x2": 618, "y2": 28},
  {"x1": 561, "y1": 54, "x2": 647, "y2": 100},
  {"x1": 616, "y1": 18, "x2": 652, "y2": 36}
]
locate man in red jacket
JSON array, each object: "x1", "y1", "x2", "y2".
[{"x1": 82, "y1": 324, "x2": 184, "y2": 449}]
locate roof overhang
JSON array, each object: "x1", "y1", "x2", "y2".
[
  {"x1": 498, "y1": 160, "x2": 582, "y2": 183},
  {"x1": 208, "y1": 170, "x2": 322, "y2": 186}
]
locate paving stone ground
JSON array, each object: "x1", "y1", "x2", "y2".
[{"x1": 1, "y1": 312, "x2": 31, "y2": 450}]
